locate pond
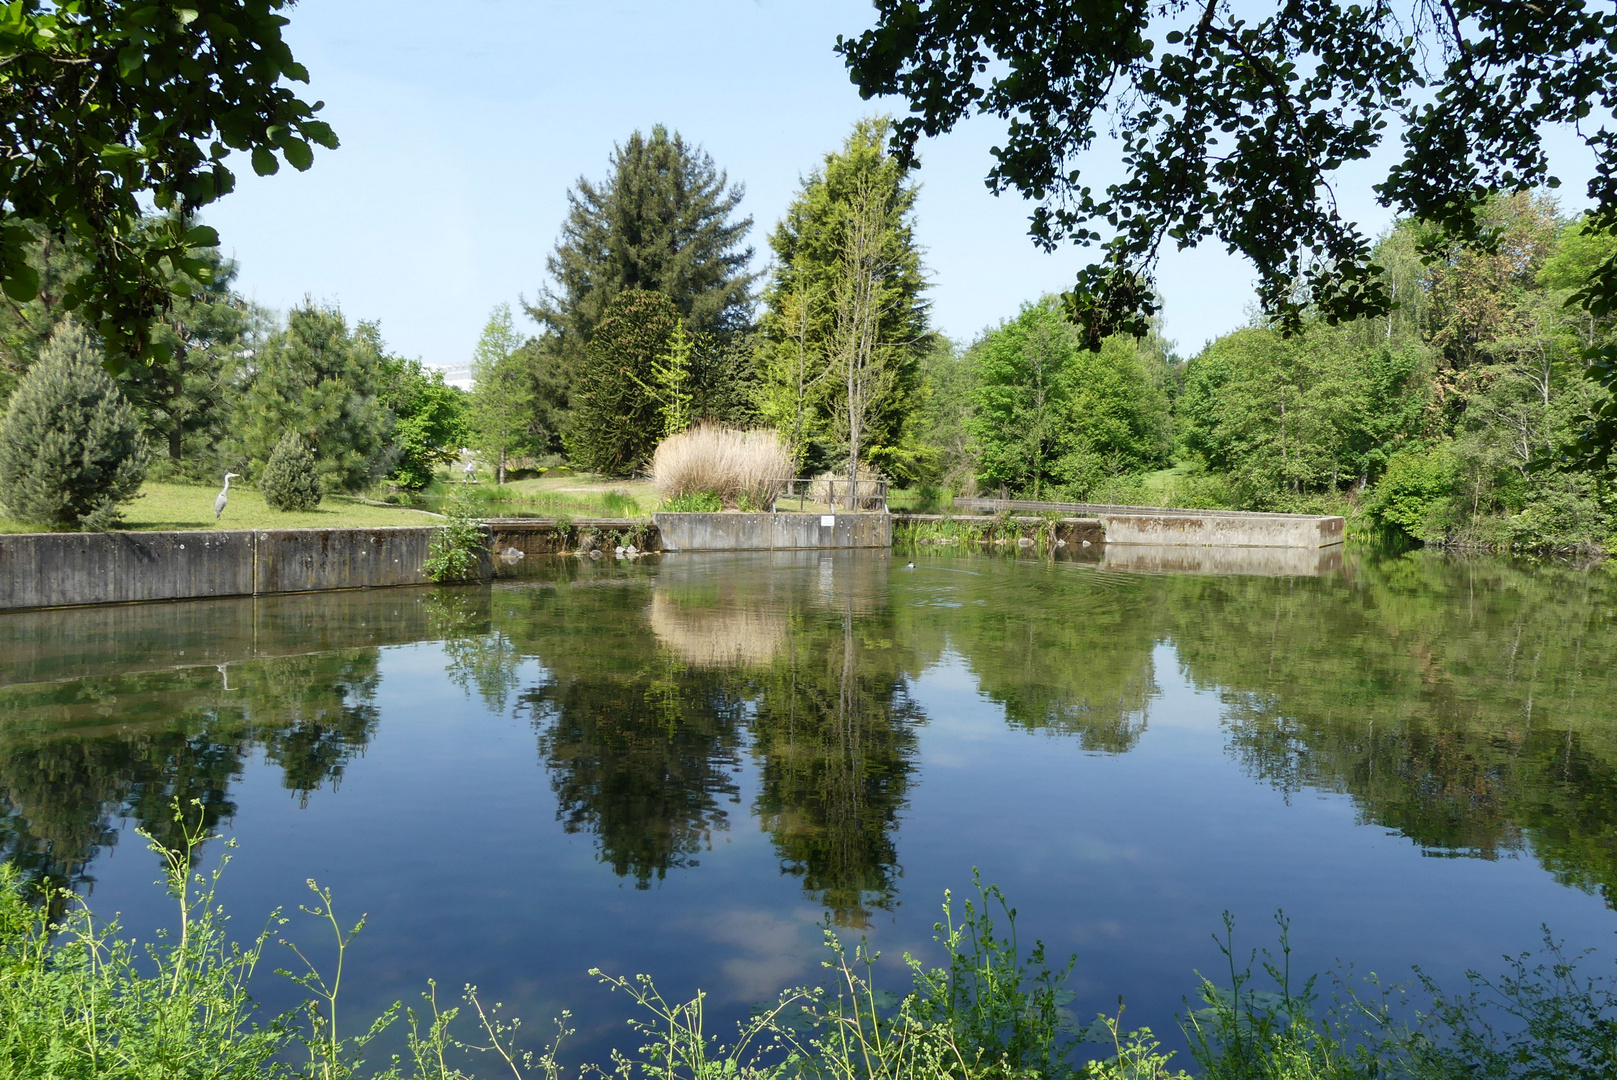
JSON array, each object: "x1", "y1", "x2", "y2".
[{"x1": 2, "y1": 547, "x2": 1615, "y2": 1064}]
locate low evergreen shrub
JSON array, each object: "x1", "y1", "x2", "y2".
[
  {"x1": 0, "y1": 322, "x2": 148, "y2": 531},
  {"x1": 260, "y1": 431, "x2": 322, "y2": 511}
]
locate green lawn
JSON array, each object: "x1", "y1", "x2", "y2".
[{"x1": 0, "y1": 481, "x2": 445, "y2": 533}]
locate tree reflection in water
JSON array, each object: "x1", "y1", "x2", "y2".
[
  {"x1": 5, "y1": 549, "x2": 1617, "y2": 921},
  {"x1": 0, "y1": 650, "x2": 382, "y2": 898}
]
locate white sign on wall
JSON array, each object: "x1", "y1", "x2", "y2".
[{"x1": 821, "y1": 515, "x2": 836, "y2": 527}]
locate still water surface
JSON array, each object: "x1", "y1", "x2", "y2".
[{"x1": 2, "y1": 549, "x2": 1615, "y2": 1058}]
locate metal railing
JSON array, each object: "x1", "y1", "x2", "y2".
[{"x1": 771, "y1": 477, "x2": 889, "y2": 513}]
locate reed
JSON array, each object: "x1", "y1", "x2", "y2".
[{"x1": 651, "y1": 424, "x2": 791, "y2": 510}]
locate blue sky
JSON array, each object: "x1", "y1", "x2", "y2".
[{"x1": 201, "y1": 0, "x2": 1599, "y2": 377}]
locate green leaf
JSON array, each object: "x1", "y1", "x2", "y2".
[
  {"x1": 283, "y1": 138, "x2": 313, "y2": 171},
  {"x1": 251, "y1": 146, "x2": 279, "y2": 176},
  {"x1": 1, "y1": 264, "x2": 38, "y2": 303},
  {"x1": 184, "y1": 224, "x2": 219, "y2": 248}
]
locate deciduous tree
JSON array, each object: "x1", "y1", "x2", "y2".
[
  {"x1": 837, "y1": 0, "x2": 1617, "y2": 351},
  {"x1": 756, "y1": 119, "x2": 930, "y2": 477},
  {"x1": 0, "y1": 0, "x2": 337, "y2": 365},
  {"x1": 468, "y1": 304, "x2": 530, "y2": 484}
]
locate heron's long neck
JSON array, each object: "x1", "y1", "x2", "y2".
[{"x1": 222, "y1": 477, "x2": 232, "y2": 493}]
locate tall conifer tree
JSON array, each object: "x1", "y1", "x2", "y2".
[
  {"x1": 755, "y1": 119, "x2": 930, "y2": 477},
  {"x1": 527, "y1": 126, "x2": 758, "y2": 364}
]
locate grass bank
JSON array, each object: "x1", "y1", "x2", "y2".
[
  {"x1": 0, "y1": 481, "x2": 444, "y2": 533},
  {"x1": 423, "y1": 472, "x2": 657, "y2": 519},
  {"x1": 7, "y1": 811, "x2": 1611, "y2": 1080}
]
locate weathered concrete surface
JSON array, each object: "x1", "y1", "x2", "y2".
[
  {"x1": 952, "y1": 497, "x2": 1344, "y2": 548},
  {"x1": 654, "y1": 511, "x2": 891, "y2": 551},
  {"x1": 0, "y1": 529, "x2": 255, "y2": 609},
  {"x1": 253, "y1": 528, "x2": 439, "y2": 594},
  {"x1": 0, "y1": 525, "x2": 464, "y2": 612},
  {"x1": 1096, "y1": 543, "x2": 1345, "y2": 576},
  {"x1": 1097, "y1": 510, "x2": 1344, "y2": 549}
]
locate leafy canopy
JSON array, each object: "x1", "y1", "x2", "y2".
[
  {"x1": 0, "y1": 0, "x2": 337, "y2": 366},
  {"x1": 468, "y1": 303, "x2": 531, "y2": 483},
  {"x1": 385, "y1": 357, "x2": 466, "y2": 491},
  {"x1": 837, "y1": 1, "x2": 1617, "y2": 346},
  {"x1": 969, "y1": 300, "x2": 1170, "y2": 499}
]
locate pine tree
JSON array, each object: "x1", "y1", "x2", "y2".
[
  {"x1": 527, "y1": 125, "x2": 758, "y2": 370},
  {"x1": 755, "y1": 119, "x2": 931, "y2": 478},
  {"x1": 567, "y1": 290, "x2": 680, "y2": 475},
  {"x1": 0, "y1": 322, "x2": 148, "y2": 530},
  {"x1": 232, "y1": 302, "x2": 392, "y2": 493},
  {"x1": 259, "y1": 431, "x2": 321, "y2": 511}
]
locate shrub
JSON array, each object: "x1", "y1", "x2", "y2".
[
  {"x1": 259, "y1": 431, "x2": 322, "y2": 511},
  {"x1": 1368, "y1": 443, "x2": 1456, "y2": 542},
  {"x1": 0, "y1": 321, "x2": 148, "y2": 530},
  {"x1": 425, "y1": 494, "x2": 487, "y2": 581},
  {"x1": 661, "y1": 491, "x2": 724, "y2": 512},
  {"x1": 651, "y1": 423, "x2": 790, "y2": 509}
]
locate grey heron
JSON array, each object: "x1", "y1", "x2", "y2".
[{"x1": 215, "y1": 472, "x2": 240, "y2": 520}]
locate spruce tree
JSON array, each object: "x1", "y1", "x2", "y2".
[
  {"x1": 259, "y1": 431, "x2": 322, "y2": 511},
  {"x1": 567, "y1": 290, "x2": 680, "y2": 475},
  {"x1": 0, "y1": 322, "x2": 148, "y2": 530},
  {"x1": 527, "y1": 126, "x2": 758, "y2": 369}
]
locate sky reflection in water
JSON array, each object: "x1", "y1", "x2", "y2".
[{"x1": 2, "y1": 548, "x2": 1615, "y2": 1061}]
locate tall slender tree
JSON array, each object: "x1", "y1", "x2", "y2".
[
  {"x1": 468, "y1": 304, "x2": 531, "y2": 484},
  {"x1": 755, "y1": 119, "x2": 930, "y2": 478}
]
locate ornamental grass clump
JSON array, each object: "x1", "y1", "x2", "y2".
[
  {"x1": 650, "y1": 423, "x2": 790, "y2": 510},
  {"x1": 0, "y1": 321, "x2": 148, "y2": 531}
]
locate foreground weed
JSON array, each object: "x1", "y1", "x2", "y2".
[
  {"x1": 589, "y1": 968, "x2": 805, "y2": 1080},
  {"x1": 0, "y1": 800, "x2": 285, "y2": 1080}
]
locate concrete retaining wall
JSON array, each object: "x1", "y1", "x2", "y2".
[
  {"x1": 0, "y1": 526, "x2": 449, "y2": 611},
  {"x1": 655, "y1": 512, "x2": 891, "y2": 551},
  {"x1": 952, "y1": 498, "x2": 1344, "y2": 548},
  {"x1": 487, "y1": 518, "x2": 659, "y2": 557},
  {"x1": 1098, "y1": 510, "x2": 1344, "y2": 549}
]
